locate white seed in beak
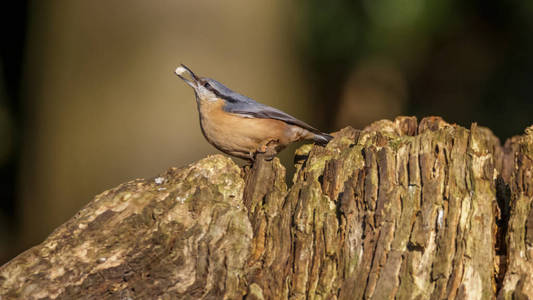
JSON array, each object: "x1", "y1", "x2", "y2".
[{"x1": 175, "y1": 66, "x2": 188, "y2": 76}]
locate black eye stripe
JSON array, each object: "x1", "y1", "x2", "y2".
[
  {"x1": 202, "y1": 80, "x2": 238, "y2": 103},
  {"x1": 212, "y1": 89, "x2": 237, "y2": 103},
  {"x1": 224, "y1": 96, "x2": 238, "y2": 103}
]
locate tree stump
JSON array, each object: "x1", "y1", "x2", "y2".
[{"x1": 1, "y1": 116, "x2": 532, "y2": 299}]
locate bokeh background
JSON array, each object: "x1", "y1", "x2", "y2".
[{"x1": 1, "y1": 1, "x2": 532, "y2": 264}]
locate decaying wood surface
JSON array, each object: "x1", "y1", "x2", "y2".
[
  {"x1": 1, "y1": 116, "x2": 532, "y2": 299},
  {"x1": 498, "y1": 127, "x2": 533, "y2": 299}
]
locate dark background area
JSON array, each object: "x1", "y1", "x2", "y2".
[
  {"x1": 1, "y1": 1, "x2": 29, "y2": 258},
  {"x1": 1, "y1": 1, "x2": 532, "y2": 264}
]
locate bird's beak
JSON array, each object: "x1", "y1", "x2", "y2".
[{"x1": 175, "y1": 64, "x2": 199, "y2": 88}]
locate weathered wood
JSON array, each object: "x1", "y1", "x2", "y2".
[
  {"x1": 1, "y1": 116, "x2": 532, "y2": 299},
  {"x1": 498, "y1": 126, "x2": 533, "y2": 299},
  {"x1": 0, "y1": 158, "x2": 252, "y2": 299}
]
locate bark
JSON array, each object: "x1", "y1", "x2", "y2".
[
  {"x1": 1, "y1": 116, "x2": 532, "y2": 299},
  {"x1": 498, "y1": 127, "x2": 533, "y2": 299}
]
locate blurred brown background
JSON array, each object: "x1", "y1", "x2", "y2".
[{"x1": 1, "y1": 1, "x2": 532, "y2": 263}]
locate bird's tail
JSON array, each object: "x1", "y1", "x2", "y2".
[{"x1": 312, "y1": 132, "x2": 333, "y2": 145}]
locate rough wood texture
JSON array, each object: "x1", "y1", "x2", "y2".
[
  {"x1": 1, "y1": 116, "x2": 532, "y2": 299},
  {"x1": 498, "y1": 126, "x2": 533, "y2": 299},
  {"x1": 1, "y1": 159, "x2": 251, "y2": 299}
]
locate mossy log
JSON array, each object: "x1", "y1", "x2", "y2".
[{"x1": 1, "y1": 116, "x2": 532, "y2": 299}]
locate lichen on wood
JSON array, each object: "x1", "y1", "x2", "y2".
[
  {"x1": 498, "y1": 126, "x2": 533, "y2": 299},
  {"x1": 0, "y1": 157, "x2": 252, "y2": 299},
  {"x1": 1, "y1": 116, "x2": 533, "y2": 300}
]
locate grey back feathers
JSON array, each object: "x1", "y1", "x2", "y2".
[{"x1": 204, "y1": 77, "x2": 333, "y2": 144}]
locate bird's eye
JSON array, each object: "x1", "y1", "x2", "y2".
[{"x1": 203, "y1": 82, "x2": 211, "y2": 89}]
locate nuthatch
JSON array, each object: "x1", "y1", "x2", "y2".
[{"x1": 175, "y1": 64, "x2": 332, "y2": 161}]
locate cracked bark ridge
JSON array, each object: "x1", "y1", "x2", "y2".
[
  {"x1": 244, "y1": 116, "x2": 501, "y2": 300},
  {"x1": 0, "y1": 157, "x2": 252, "y2": 299},
  {"x1": 498, "y1": 126, "x2": 533, "y2": 299},
  {"x1": 1, "y1": 116, "x2": 532, "y2": 299}
]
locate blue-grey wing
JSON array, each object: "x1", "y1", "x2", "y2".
[
  {"x1": 205, "y1": 77, "x2": 332, "y2": 142},
  {"x1": 224, "y1": 101, "x2": 322, "y2": 134}
]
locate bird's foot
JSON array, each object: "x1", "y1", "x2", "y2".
[{"x1": 256, "y1": 139, "x2": 279, "y2": 160}]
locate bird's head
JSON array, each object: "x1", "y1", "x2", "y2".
[{"x1": 175, "y1": 64, "x2": 232, "y2": 103}]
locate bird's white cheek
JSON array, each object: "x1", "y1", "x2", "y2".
[{"x1": 196, "y1": 88, "x2": 218, "y2": 102}]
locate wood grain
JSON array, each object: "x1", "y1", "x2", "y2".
[{"x1": 1, "y1": 117, "x2": 532, "y2": 299}]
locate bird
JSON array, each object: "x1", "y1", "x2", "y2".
[{"x1": 174, "y1": 64, "x2": 332, "y2": 161}]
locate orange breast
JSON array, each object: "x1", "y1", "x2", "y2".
[{"x1": 197, "y1": 99, "x2": 297, "y2": 159}]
